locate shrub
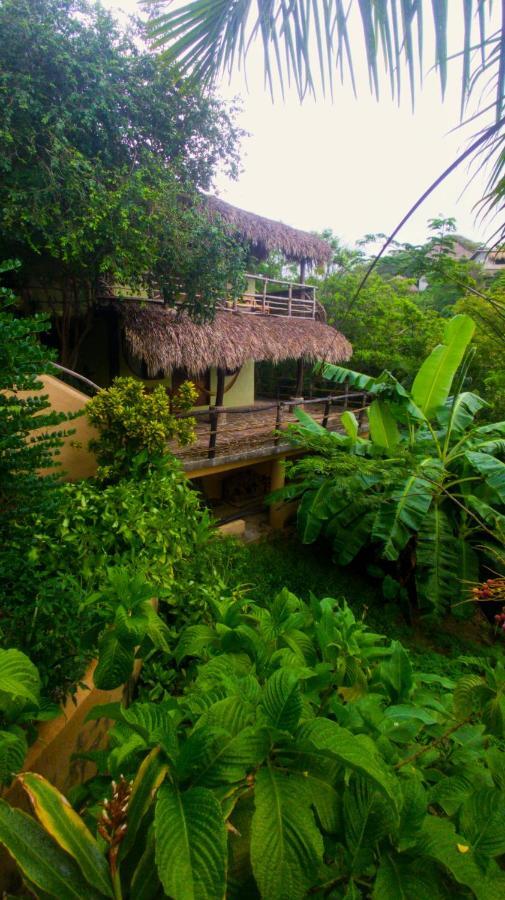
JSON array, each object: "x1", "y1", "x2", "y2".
[
  {"x1": 0, "y1": 462, "x2": 214, "y2": 701},
  {"x1": 86, "y1": 376, "x2": 198, "y2": 483}
]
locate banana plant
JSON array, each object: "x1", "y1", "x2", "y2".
[{"x1": 274, "y1": 315, "x2": 505, "y2": 616}]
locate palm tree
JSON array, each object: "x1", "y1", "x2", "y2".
[{"x1": 144, "y1": 1, "x2": 505, "y2": 242}]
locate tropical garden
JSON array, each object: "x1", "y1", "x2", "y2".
[{"x1": 1, "y1": 1, "x2": 505, "y2": 898}]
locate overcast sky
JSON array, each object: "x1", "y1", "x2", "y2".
[{"x1": 102, "y1": 1, "x2": 496, "y2": 247}]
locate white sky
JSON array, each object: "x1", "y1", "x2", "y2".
[{"x1": 102, "y1": 1, "x2": 497, "y2": 247}]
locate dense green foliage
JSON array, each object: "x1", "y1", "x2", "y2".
[
  {"x1": 0, "y1": 0, "x2": 246, "y2": 365},
  {"x1": 87, "y1": 377, "x2": 198, "y2": 483},
  {"x1": 0, "y1": 462, "x2": 213, "y2": 701},
  {"x1": 3, "y1": 590, "x2": 505, "y2": 898},
  {"x1": 0, "y1": 265, "x2": 70, "y2": 520},
  {"x1": 317, "y1": 271, "x2": 442, "y2": 380},
  {"x1": 276, "y1": 315, "x2": 505, "y2": 617}
]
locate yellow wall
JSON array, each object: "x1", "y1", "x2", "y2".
[
  {"x1": 208, "y1": 360, "x2": 255, "y2": 408},
  {"x1": 34, "y1": 375, "x2": 97, "y2": 479}
]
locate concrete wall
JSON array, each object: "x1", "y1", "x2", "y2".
[
  {"x1": 209, "y1": 360, "x2": 255, "y2": 408},
  {"x1": 30, "y1": 375, "x2": 98, "y2": 480}
]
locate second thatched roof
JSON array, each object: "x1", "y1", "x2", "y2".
[
  {"x1": 205, "y1": 196, "x2": 332, "y2": 265},
  {"x1": 119, "y1": 303, "x2": 352, "y2": 377}
]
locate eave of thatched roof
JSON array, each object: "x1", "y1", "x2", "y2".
[
  {"x1": 119, "y1": 304, "x2": 352, "y2": 378},
  {"x1": 205, "y1": 196, "x2": 332, "y2": 266}
]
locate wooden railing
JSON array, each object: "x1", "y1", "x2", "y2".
[
  {"x1": 217, "y1": 273, "x2": 317, "y2": 319},
  {"x1": 172, "y1": 391, "x2": 369, "y2": 463}
]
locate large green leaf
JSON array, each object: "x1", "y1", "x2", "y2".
[
  {"x1": 120, "y1": 747, "x2": 168, "y2": 860},
  {"x1": 250, "y1": 764, "x2": 324, "y2": 900},
  {"x1": 377, "y1": 642, "x2": 413, "y2": 704},
  {"x1": 373, "y1": 851, "x2": 444, "y2": 899},
  {"x1": 465, "y1": 451, "x2": 505, "y2": 503},
  {"x1": 411, "y1": 315, "x2": 475, "y2": 419},
  {"x1": 418, "y1": 815, "x2": 505, "y2": 899},
  {"x1": 459, "y1": 788, "x2": 505, "y2": 858},
  {"x1": 155, "y1": 782, "x2": 227, "y2": 900},
  {"x1": 372, "y1": 474, "x2": 433, "y2": 561},
  {"x1": 415, "y1": 504, "x2": 460, "y2": 616},
  {"x1": 330, "y1": 509, "x2": 375, "y2": 565},
  {"x1": 437, "y1": 391, "x2": 487, "y2": 434},
  {"x1": 188, "y1": 725, "x2": 269, "y2": 788},
  {"x1": 297, "y1": 482, "x2": 336, "y2": 544},
  {"x1": 260, "y1": 669, "x2": 302, "y2": 733},
  {"x1": 368, "y1": 399, "x2": 400, "y2": 450},
  {"x1": 344, "y1": 776, "x2": 396, "y2": 873},
  {"x1": 93, "y1": 631, "x2": 135, "y2": 691},
  {"x1": 0, "y1": 648, "x2": 40, "y2": 710},
  {"x1": 20, "y1": 773, "x2": 112, "y2": 897},
  {"x1": 0, "y1": 800, "x2": 104, "y2": 900},
  {"x1": 293, "y1": 406, "x2": 327, "y2": 434},
  {"x1": 301, "y1": 719, "x2": 400, "y2": 806},
  {"x1": 0, "y1": 729, "x2": 27, "y2": 782},
  {"x1": 341, "y1": 409, "x2": 359, "y2": 440},
  {"x1": 316, "y1": 362, "x2": 377, "y2": 392}
]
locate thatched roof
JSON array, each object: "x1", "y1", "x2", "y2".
[
  {"x1": 119, "y1": 304, "x2": 351, "y2": 377},
  {"x1": 205, "y1": 196, "x2": 332, "y2": 265}
]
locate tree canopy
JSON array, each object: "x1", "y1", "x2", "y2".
[{"x1": 0, "y1": 0, "x2": 246, "y2": 364}]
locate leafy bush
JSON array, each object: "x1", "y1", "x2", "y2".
[
  {"x1": 0, "y1": 462, "x2": 214, "y2": 701},
  {"x1": 3, "y1": 591, "x2": 505, "y2": 898},
  {"x1": 276, "y1": 315, "x2": 505, "y2": 617},
  {"x1": 86, "y1": 377, "x2": 198, "y2": 482}
]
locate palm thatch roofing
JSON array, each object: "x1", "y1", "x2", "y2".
[
  {"x1": 119, "y1": 303, "x2": 352, "y2": 377},
  {"x1": 205, "y1": 196, "x2": 332, "y2": 265}
]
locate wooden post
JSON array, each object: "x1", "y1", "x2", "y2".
[
  {"x1": 295, "y1": 358, "x2": 304, "y2": 398},
  {"x1": 344, "y1": 383, "x2": 349, "y2": 409},
  {"x1": 208, "y1": 368, "x2": 226, "y2": 459},
  {"x1": 269, "y1": 458, "x2": 286, "y2": 529},
  {"x1": 106, "y1": 307, "x2": 120, "y2": 384},
  {"x1": 274, "y1": 402, "x2": 283, "y2": 446},
  {"x1": 288, "y1": 281, "x2": 292, "y2": 317},
  {"x1": 300, "y1": 259, "x2": 306, "y2": 284},
  {"x1": 322, "y1": 397, "x2": 330, "y2": 429}
]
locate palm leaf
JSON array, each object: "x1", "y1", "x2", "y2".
[
  {"x1": 415, "y1": 504, "x2": 460, "y2": 617},
  {"x1": 411, "y1": 315, "x2": 475, "y2": 419}
]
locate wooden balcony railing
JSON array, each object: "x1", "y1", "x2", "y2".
[
  {"x1": 217, "y1": 273, "x2": 317, "y2": 319},
  {"x1": 172, "y1": 391, "x2": 369, "y2": 466}
]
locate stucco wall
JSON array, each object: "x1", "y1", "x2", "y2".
[
  {"x1": 209, "y1": 360, "x2": 255, "y2": 408},
  {"x1": 35, "y1": 375, "x2": 97, "y2": 479}
]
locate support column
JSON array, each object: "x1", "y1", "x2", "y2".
[
  {"x1": 294, "y1": 358, "x2": 304, "y2": 398},
  {"x1": 269, "y1": 458, "x2": 286, "y2": 529}
]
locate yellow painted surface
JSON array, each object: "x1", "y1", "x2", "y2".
[
  {"x1": 0, "y1": 661, "x2": 124, "y2": 890},
  {"x1": 208, "y1": 360, "x2": 255, "y2": 408},
  {"x1": 21, "y1": 375, "x2": 97, "y2": 480}
]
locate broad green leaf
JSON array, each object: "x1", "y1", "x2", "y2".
[
  {"x1": 341, "y1": 409, "x2": 359, "y2": 440},
  {"x1": 411, "y1": 314, "x2": 475, "y2": 418},
  {"x1": 293, "y1": 406, "x2": 327, "y2": 434},
  {"x1": 122, "y1": 701, "x2": 178, "y2": 756},
  {"x1": 20, "y1": 773, "x2": 112, "y2": 897},
  {"x1": 190, "y1": 725, "x2": 269, "y2": 788},
  {"x1": 0, "y1": 729, "x2": 27, "y2": 782},
  {"x1": 261, "y1": 668, "x2": 302, "y2": 732},
  {"x1": 93, "y1": 631, "x2": 135, "y2": 691},
  {"x1": 301, "y1": 719, "x2": 400, "y2": 806},
  {"x1": 344, "y1": 776, "x2": 396, "y2": 873},
  {"x1": 372, "y1": 475, "x2": 433, "y2": 561},
  {"x1": 0, "y1": 799, "x2": 104, "y2": 900},
  {"x1": 429, "y1": 773, "x2": 476, "y2": 816},
  {"x1": 418, "y1": 815, "x2": 505, "y2": 899},
  {"x1": 155, "y1": 782, "x2": 227, "y2": 900},
  {"x1": 465, "y1": 451, "x2": 505, "y2": 503},
  {"x1": 317, "y1": 361, "x2": 377, "y2": 392},
  {"x1": 331, "y1": 510, "x2": 375, "y2": 565},
  {"x1": 415, "y1": 504, "x2": 460, "y2": 617},
  {"x1": 297, "y1": 483, "x2": 332, "y2": 544},
  {"x1": 250, "y1": 765, "x2": 324, "y2": 900},
  {"x1": 0, "y1": 648, "x2": 40, "y2": 710},
  {"x1": 437, "y1": 391, "x2": 487, "y2": 434},
  {"x1": 377, "y1": 642, "x2": 413, "y2": 704},
  {"x1": 368, "y1": 399, "x2": 400, "y2": 450},
  {"x1": 130, "y1": 828, "x2": 161, "y2": 900},
  {"x1": 466, "y1": 495, "x2": 505, "y2": 533},
  {"x1": 120, "y1": 747, "x2": 168, "y2": 860},
  {"x1": 373, "y1": 851, "x2": 444, "y2": 899},
  {"x1": 175, "y1": 625, "x2": 220, "y2": 663},
  {"x1": 459, "y1": 787, "x2": 505, "y2": 857},
  {"x1": 383, "y1": 705, "x2": 437, "y2": 725}
]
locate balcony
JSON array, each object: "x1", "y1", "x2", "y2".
[{"x1": 217, "y1": 274, "x2": 318, "y2": 319}]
